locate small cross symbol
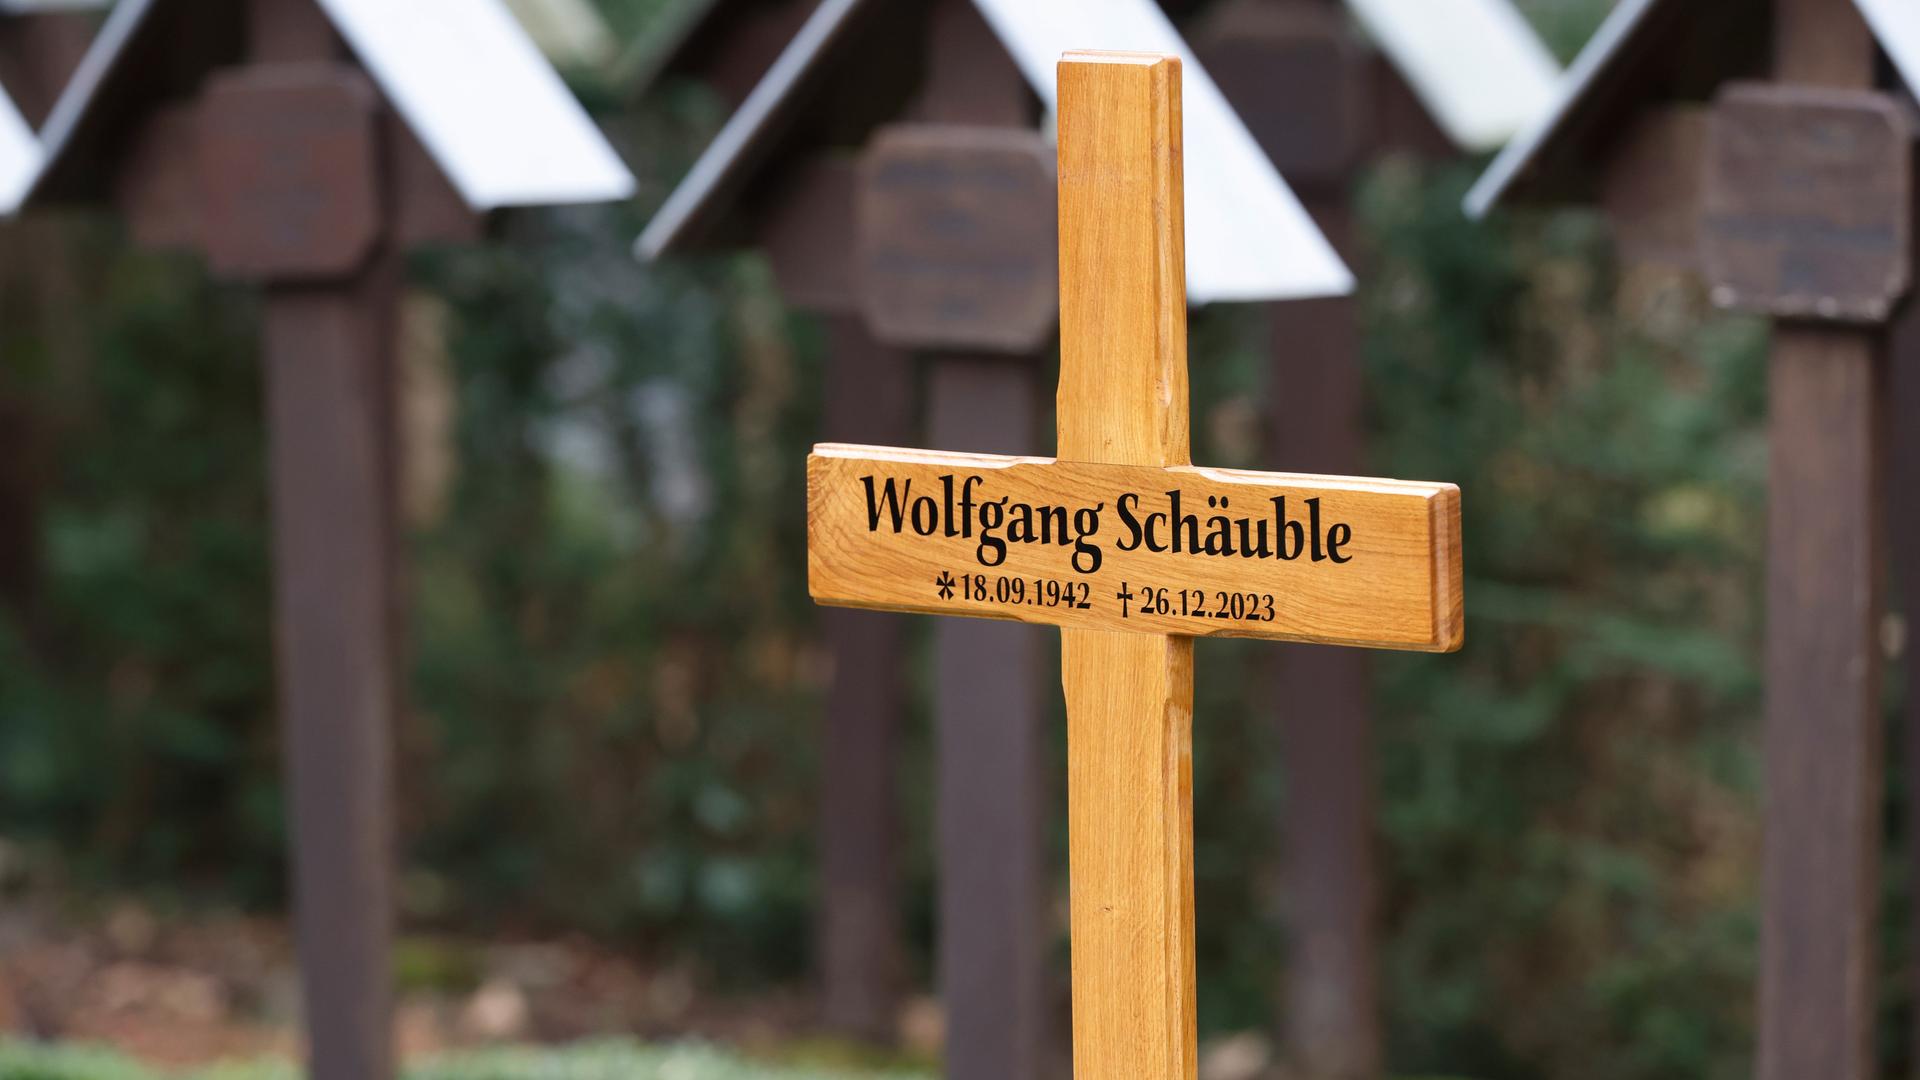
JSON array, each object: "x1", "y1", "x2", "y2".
[
  {"x1": 935, "y1": 571, "x2": 956, "y2": 600},
  {"x1": 1115, "y1": 582, "x2": 1135, "y2": 619}
]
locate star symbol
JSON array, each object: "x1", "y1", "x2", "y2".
[{"x1": 935, "y1": 571, "x2": 956, "y2": 600}]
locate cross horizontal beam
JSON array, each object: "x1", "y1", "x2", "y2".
[{"x1": 808, "y1": 443, "x2": 1463, "y2": 652}]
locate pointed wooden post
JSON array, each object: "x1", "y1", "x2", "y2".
[{"x1": 1054, "y1": 53, "x2": 1200, "y2": 1080}]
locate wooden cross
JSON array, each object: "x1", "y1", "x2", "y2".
[{"x1": 807, "y1": 50, "x2": 1463, "y2": 1079}]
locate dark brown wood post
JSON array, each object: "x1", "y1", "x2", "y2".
[
  {"x1": 1753, "y1": 3, "x2": 1886, "y2": 1078},
  {"x1": 926, "y1": 355, "x2": 1048, "y2": 1080},
  {"x1": 1898, "y1": 300, "x2": 1920, "y2": 1080},
  {"x1": 234, "y1": 2, "x2": 399, "y2": 1076},
  {"x1": 758, "y1": 156, "x2": 915, "y2": 1043},
  {"x1": 894, "y1": 5, "x2": 1052, "y2": 1076},
  {"x1": 263, "y1": 264, "x2": 401, "y2": 1080},
  {"x1": 1196, "y1": 4, "x2": 1379, "y2": 1071},
  {"x1": 818, "y1": 313, "x2": 914, "y2": 1042},
  {"x1": 1268, "y1": 204, "x2": 1378, "y2": 1080},
  {"x1": 1760, "y1": 328, "x2": 1885, "y2": 1080}
]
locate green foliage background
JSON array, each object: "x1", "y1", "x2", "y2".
[{"x1": 3, "y1": 1, "x2": 1909, "y2": 1078}]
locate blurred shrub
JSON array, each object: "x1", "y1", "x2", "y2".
[
  {"x1": 1358, "y1": 162, "x2": 1768, "y2": 1080},
  {"x1": 0, "y1": 234, "x2": 282, "y2": 902}
]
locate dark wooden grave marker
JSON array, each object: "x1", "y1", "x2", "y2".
[
  {"x1": 18, "y1": 2, "x2": 633, "y2": 1077},
  {"x1": 1190, "y1": 0, "x2": 1558, "y2": 1072},
  {"x1": 1702, "y1": 82, "x2": 1911, "y2": 322},
  {"x1": 1467, "y1": 0, "x2": 1917, "y2": 1074}
]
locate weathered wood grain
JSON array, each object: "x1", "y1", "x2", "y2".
[
  {"x1": 808, "y1": 446, "x2": 1463, "y2": 652},
  {"x1": 802, "y1": 49, "x2": 1469, "y2": 1080},
  {"x1": 1055, "y1": 52, "x2": 1197, "y2": 1080}
]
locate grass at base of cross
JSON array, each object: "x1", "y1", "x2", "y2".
[{"x1": 0, "y1": 1040, "x2": 931, "y2": 1080}]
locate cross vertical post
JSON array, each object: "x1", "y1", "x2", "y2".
[
  {"x1": 806, "y1": 49, "x2": 1461, "y2": 1080},
  {"x1": 1055, "y1": 52, "x2": 1199, "y2": 1080}
]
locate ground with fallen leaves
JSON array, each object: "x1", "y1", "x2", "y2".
[{"x1": 0, "y1": 898, "x2": 913, "y2": 1074}]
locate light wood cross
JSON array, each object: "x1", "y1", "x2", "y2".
[{"x1": 807, "y1": 50, "x2": 1464, "y2": 1080}]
